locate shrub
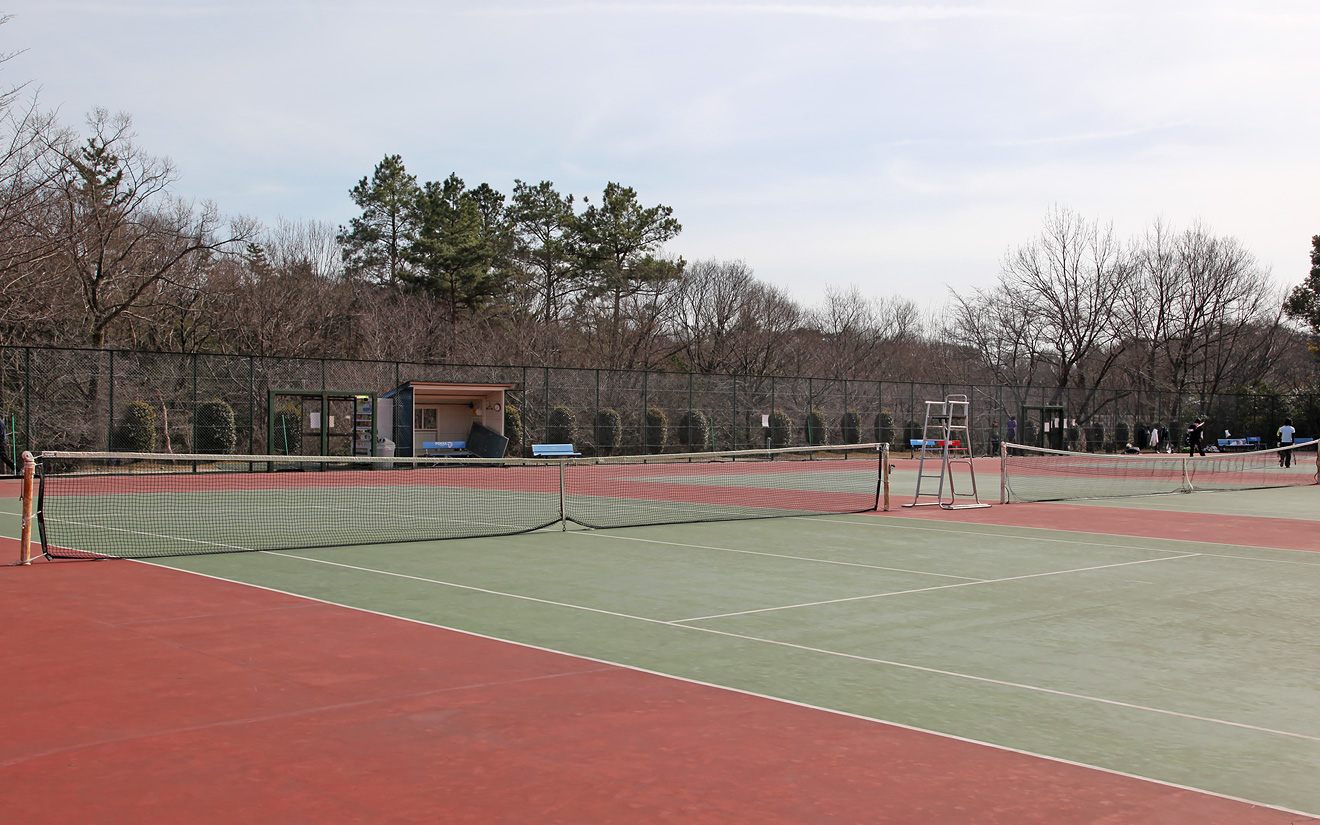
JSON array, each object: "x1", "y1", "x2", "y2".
[
  {"x1": 769, "y1": 409, "x2": 791, "y2": 448},
  {"x1": 1114, "y1": 421, "x2": 1130, "y2": 447},
  {"x1": 273, "y1": 405, "x2": 301, "y2": 455},
  {"x1": 677, "y1": 409, "x2": 711, "y2": 452},
  {"x1": 875, "y1": 410, "x2": 895, "y2": 444},
  {"x1": 504, "y1": 404, "x2": 522, "y2": 455},
  {"x1": 1086, "y1": 423, "x2": 1105, "y2": 452},
  {"x1": 805, "y1": 407, "x2": 828, "y2": 446},
  {"x1": 547, "y1": 405, "x2": 577, "y2": 445},
  {"x1": 195, "y1": 398, "x2": 236, "y2": 455},
  {"x1": 594, "y1": 408, "x2": 622, "y2": 455},
  {"x1": 1021, "y1": 418, "x2": 1037, "y2": 447},
  {"x1": 902, "y1": 419, "x2": 922, "y2": 445},
  {"x1": 119, "y1": 401, "x2": 156, "y2": 452},
  {"x1": 643, "y1": 407, "x2": 668, "y2": 454},
  {"x1": 840, "y1": 409, "x2": 862, "y2": 444}
]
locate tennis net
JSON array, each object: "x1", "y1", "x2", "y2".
[
  {"x1": 1001, "y1": 441, "x2": 1318, "y2": 503},
  {"x1": 35, "y1": 445, "x2": 887, "y2": 559}
]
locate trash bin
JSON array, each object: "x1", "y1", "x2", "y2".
[{"x1": 376, "y1": 436, "x2": 395, "y2": 468}]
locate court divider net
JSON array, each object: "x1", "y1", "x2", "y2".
[
  {"x1": 1000, "y1": 441, "x2": 1319, "y2": 503},
  {"x1": 34, "y1": 444, "x2": 888, "y2": 560}
]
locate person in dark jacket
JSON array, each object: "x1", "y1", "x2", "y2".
[{"x1": 1186, "y1": 416, "x2": 1207, "y2": 457}]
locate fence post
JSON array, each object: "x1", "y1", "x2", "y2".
[
  {"x1": 106, "y1": 349, "x2": 115, "y2": 451},
  {"x1": 732, "y1": 374, "x2": 739, "y2": 450},
  {"x1": 23, "y1": 347, "x2": 31, "y2": 453},
  {"x1": 248, "y1": 356, "x2": 255, "y2": 454}
]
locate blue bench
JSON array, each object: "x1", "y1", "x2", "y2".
[
  {"x1": 532, "y1": 443, "x2": 581, "y2": 457},
  {"x1": 909, "y1": 439, "x2": 961, "y2": 449},
  {"x1": 422, "y1": 440, "x2": 473, "y2": 457},
  {"x1": 1217, "y1": 437, "x2": 1262, "y2": 451}
]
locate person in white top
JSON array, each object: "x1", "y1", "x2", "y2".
[{"x1": 1277, "y1": 418, "x2": 1296, "y2": 468}]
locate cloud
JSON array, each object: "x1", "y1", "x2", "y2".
[{"x1": 473, "y1": 3, "x2": 1025, "y2": 23}]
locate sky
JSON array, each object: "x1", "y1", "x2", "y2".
[{"x1": 4, "y1": 1, "x2": 1319, "y2": 307}]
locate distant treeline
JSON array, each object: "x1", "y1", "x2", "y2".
[{"x1": 0, "y1": 16, "x2": 1314, "y2": 417}]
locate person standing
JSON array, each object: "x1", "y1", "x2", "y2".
[
  {"x1": 1277, "y1": 417, "x2": 1296, "y2": 467},
  {"x1": 1186, "y1": 416, "x2": 1207, "y2": 457},
  {"x1": 0, "y1": 414, "x2": 13, "y2": 475}
]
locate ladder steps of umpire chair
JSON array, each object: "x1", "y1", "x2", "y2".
[{"x1": 903, "y1": 394, "x2": 991, "y2": 510}]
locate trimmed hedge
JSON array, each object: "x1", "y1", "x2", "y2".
[
  {"x1": 643, "y1": 407, "x2": 668, "y2": 454},
  {"x1": 875, "y1": 410, "x2": 895, "y2": 445},
  {"x1": 119, "y1": 401, "x2": 156, "y2": 452},
  {"x1": 805, "y1": 407, "x2": 828, "y2": 446},
  {"x1": 677, "y1": 409, "x2": 710, "y2": 452},
  {"x1": 548, "y1": 405, "x2": 577, "y2": 445},
  {"x1": 769, "y1": 409, "x2": 791, "y2": 448},
  {"x1": 594, "y1": 408, "x2": 622, "y2": 455},
  {"x1": 504, "y1": 404, "x2": 523, "y2": 455},
  {"x1": 1086, "y1": 423, "x2": 1104, "y2": 452},
  {"x1": 195, "y1": 398, "x2": 236, "y2": 454},
  {"x1": 840, "y1": 409, "x2": 862, "y2": 444},
  {"x1": 273, "y1": 405, "x2": 301, "y2": 455}
]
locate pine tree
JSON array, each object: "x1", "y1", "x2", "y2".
[{"x1": 336, "y1": 154, "x2": 421, "y2": 285}]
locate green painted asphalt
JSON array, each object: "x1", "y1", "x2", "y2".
[{"x1": 147, "y1": 510, "x2": 1320, "y2": 816}]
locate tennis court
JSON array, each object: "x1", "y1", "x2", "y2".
[{"x1": 3, "y1": 448, "x2": 1318, "y2": 823}]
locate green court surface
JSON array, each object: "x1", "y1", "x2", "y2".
[
  {"x1": 1066, "y1": 485, "x2": 1320, "y2": 519},
  {"x1": 127, "y1": 501, "x2": 1320, "y2": 817}
]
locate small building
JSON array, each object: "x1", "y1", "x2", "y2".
[{"x1": 381, "y1": 381, "x2": 516, "y2": 458}]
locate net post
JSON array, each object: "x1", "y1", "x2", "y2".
[
  {"x1": 558, "y1": 460, "x2": 567, "y2": 531},
  {"x1": 999, "y1": 439, "x2": 1008, "y2": 504},
  {"x1": 881, "y1": 440, "x2": 892, "y2": 512},
  {"x1": 18, "y1": 451, "x2": 35, "y2": 565}
]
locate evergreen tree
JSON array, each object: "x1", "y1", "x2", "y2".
[
  {"x1": 575, "y1": 182, "x2": 684, "y2": 344},
  {"x1": 337, "y1": 154, "x2": 421, "y2": 285},
  {"x1": 405, "y1": 174, "x2": 504, "y2": 323},
  {"x1": 508, "y1": 180, "x2": 579, "y2": 323},
  {"x1": 1284, "y1": 235, "x2": 1320, "y2": 339}
]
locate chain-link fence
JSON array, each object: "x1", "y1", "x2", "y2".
[{"x1": 1, "y1": 345, "x2": 1312, "y2": 460}]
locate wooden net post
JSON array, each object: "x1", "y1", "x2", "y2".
[{"x1": 18, "y1": 451, "x2": 35, "y2": 565}]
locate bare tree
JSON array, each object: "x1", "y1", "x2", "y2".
[
  {"x1": 28, "y1": 110, "x2": 252, "y2": 347},
  {"x1": 952, "y1": 207, "x2": 1133, "y2": 406},
  {"x1": 1124, "y1": 220, "x2": 1284, "y2": 398},
  {"x1": 808, "y1": 285, "x2": 922, "y2": 380},
  {"x1": 671, "y1": 259, "x2": 805, "y2": 376}
]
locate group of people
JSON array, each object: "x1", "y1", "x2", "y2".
[{"x1": 1135, "y1": 424, "x2": 1172, "y2": 453}]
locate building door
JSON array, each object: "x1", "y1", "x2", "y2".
[{"x1": 413, "y1": 406, "x2": 439, "y2": 453}]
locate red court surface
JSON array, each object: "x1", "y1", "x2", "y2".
[
  {"x1": 880, "y1": 498, "x2": 1320, "y2": 552},
  {"x1": 1, "y1": 548, "x2": 1306, "y2": 824}
]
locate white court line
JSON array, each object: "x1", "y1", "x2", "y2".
[
  {"x1": 135, "y1": 561, "x2": 1320, "y2": 820},
  {"x1": 575, "y1": 532, "x2": 984, "y2": 581},
  {"x1": 39, "y1": 517, "x2": 258, "y2": 554},
  {"x1": 261, "y1": 550, "x2": 1320, "y2": 747},
  {"x1": 796, "y1": 514, "x2": 1320, "y2": 566},
  {"x1": 673, "y1": 554, "x2": 1200, "y2": 622}
]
